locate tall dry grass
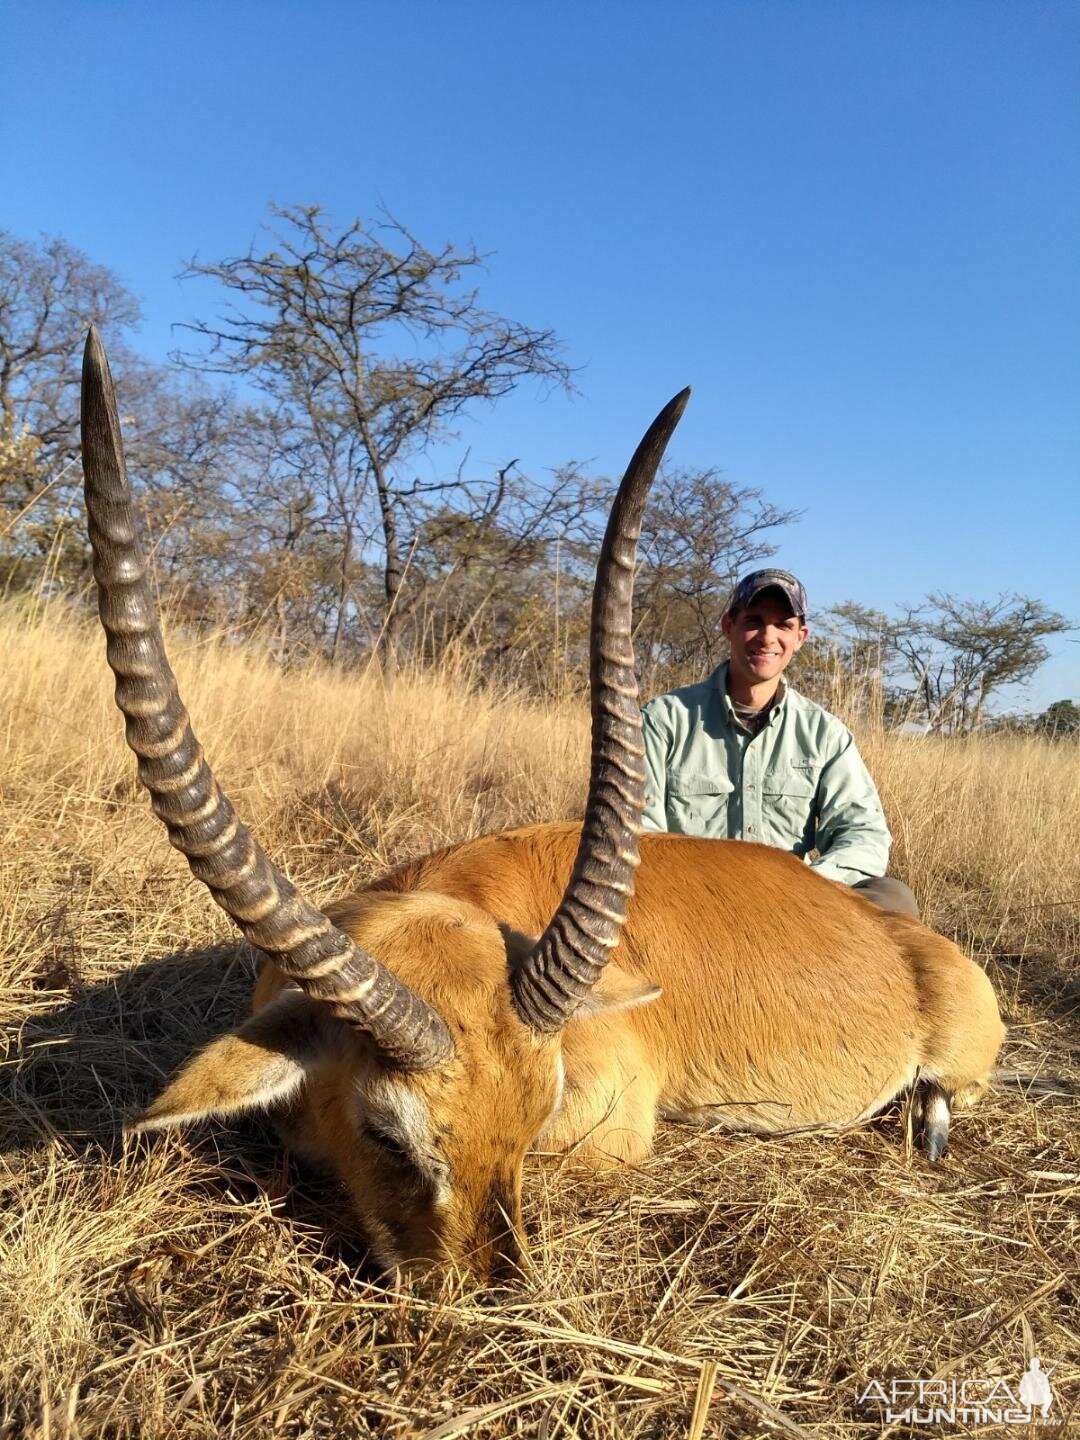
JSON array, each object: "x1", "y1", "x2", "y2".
[{"x1": 2, "y1": 598, "x2": 1077, "y2": 1438}]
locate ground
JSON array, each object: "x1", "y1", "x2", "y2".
[{"x1": 2, "y1": 604, "x2": 1077, "y2": 1438}]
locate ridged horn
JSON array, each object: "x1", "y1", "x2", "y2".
[
  {"x1": 80, "y1": 327, "x2": 452, "y2": 1071},
  {"x1": 511, "y1": 387, "x2": 690, "y2": 1031}
]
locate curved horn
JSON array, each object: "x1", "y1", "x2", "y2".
[
  {"x1": 512, "y1": 387, "x2": 690, "y2": 1031},
  {"x1": 80, "y1": 327, "x2": 452, "y2": 1071}
]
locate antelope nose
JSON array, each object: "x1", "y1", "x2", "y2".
[
  {"x1": 467, "y1": 1208, "x2": 529, "y2": 1283},
  {"x1": 487, "y1": 1228, "x2": 531, "y2": 1284}
]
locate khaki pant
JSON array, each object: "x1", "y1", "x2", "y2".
[{"x1": 852, "y1": 875, "x2": 920, "y2": 918}]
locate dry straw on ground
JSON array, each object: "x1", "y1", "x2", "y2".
[{"x1": 2, "y1": 599, "x2": 1077, "y2": 1438}]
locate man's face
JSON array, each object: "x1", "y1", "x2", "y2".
[{"x1": 721, "y1": 589, "x2": 809, "y2": 688}]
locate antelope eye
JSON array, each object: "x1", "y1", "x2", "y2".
[{"x1": 362, "y1": 1126, "x2": 410, "y2": 1161}]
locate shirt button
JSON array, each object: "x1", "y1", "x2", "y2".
[{"x1": 747, "y1": 824, "x2": 755, "y2": 833}]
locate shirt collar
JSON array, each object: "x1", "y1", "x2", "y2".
[{"x1": 714, "y1": 661, "x2": 788, "y2": 728}]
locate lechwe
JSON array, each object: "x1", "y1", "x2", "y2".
[{"x1": 82, "y1": 328, "x2": 1003, "y2": 1280}]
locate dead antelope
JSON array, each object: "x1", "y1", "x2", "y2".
[{"x1": 81, "y1": 328, "x2": 1004, "y2": 1281}]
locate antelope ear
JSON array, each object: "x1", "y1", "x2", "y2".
[
  {"x1": 570, "y1": 961, "x2": 662, "y2": 1020},
  {"x1": 131, "y1": 991, "x2": 343, "y2": 1132},
  {"x1": 502, "y1": 927, "x2": 661, "y2": 1021}
]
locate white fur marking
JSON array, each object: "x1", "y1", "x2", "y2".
[
  {"x1": 362, "y1": 1077, "x2": 451, "y2": 1206},
  {"x1": 552, "y1": 1052, "x2": 566, "y2": 1117},
  {"x1": 925, "y1": 1089, "x2": 950, "y2": 1132}
]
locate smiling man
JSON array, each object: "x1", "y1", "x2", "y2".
[{"x1": 641, "y1": 569, "x2": 919, "y2": 915}]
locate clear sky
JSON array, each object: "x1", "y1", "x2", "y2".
[{"x1": 4, "y1": 0, "x2": 1078, "y2": 708}]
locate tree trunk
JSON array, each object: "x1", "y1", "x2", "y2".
[
  {"x1": 382, "y1": 605, "x2": 402, "y2": 691},
  {"x1": 374, "y1": 469, "x2": 403, "y2": 690},
  {"x1": 275, "y1": 590, "x2": 288, "y2": 669},
  {"x1": 330, "y1": 524, "x2": 354, "y2": 665}
]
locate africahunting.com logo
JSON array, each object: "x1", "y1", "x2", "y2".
[{"x1": 858, "y1": 1356, "x2": 1065, "y2": 1426}]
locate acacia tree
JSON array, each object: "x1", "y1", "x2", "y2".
[
  {"x1": 823, "y1": 594, "x2": 1071, "y2": 733},
  {"x1": 1035, "y1": 699, "x2": 1080, "y2": 737},
  {"x1": 177, "y1": 204, "x2": 573, "y2": 683},
  {"x1": 409, "y1": 462, "x2": 800, "y2": 694}
]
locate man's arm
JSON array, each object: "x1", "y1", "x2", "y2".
[
  {"x1": 808, "y1": 731, "x2": 891, "y2": 884},
  {"x1": 640, "y1": 706, "x2": 670, "y2": 832}
]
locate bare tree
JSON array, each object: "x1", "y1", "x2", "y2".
[
  {"x1": 405, "y1": 460, "x2": 603, "y2": 686},
  {"x1": 0, "y1": 233, "x2": 141, "y2": 588},
  {"x1": 176, "y1": 204, "x2": 574, "y2": 684},
  {"x1": 0, "y1": 232, "x2": 140, "y2": 477},
  {"x1": 0, "y1": 231, "x2": 249, "y2": 599},
  {"x1": 633, "y1": 466, "x2": 800, "y2": 691}
]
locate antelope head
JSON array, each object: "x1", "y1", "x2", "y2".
[{"x1": 81, "y1": 327, "x2": 688, "y2": 1279}]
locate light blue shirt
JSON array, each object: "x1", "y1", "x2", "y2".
[{"x1": 641, "y1": 663, "x2": 891, "y2": 885}]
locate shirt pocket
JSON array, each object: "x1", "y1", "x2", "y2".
[
  {"x1": 666, "y1": 770, "x2": 734, "y2": 836},
  {"x1": 762, "y1": 760, "x2": 818, "y2": 846}
]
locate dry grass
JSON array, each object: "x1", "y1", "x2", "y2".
[{"x1": 2, "y1": 598, "x2": 1077, "y2": 1438}]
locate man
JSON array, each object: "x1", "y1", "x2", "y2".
[{"x1": 640, "y1": 568, "x2": 919, "y2": 916}]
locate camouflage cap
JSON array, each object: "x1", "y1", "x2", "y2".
[{"x1": 727, "y1": 568, "x2": 808, "y2": 619}]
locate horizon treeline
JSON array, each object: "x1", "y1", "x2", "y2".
[{"x1": 0, "y1": 215, "x2": 1072, "y2": 734}]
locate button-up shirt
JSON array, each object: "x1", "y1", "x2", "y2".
[{"x1": 641, "y1": 662, "x2": 891, "y2": 885}]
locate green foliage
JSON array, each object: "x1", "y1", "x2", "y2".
[{"x1": 1035, "y1": 698, "x2": 1080, "y2": 736}]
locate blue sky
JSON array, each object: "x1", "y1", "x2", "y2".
[{"x1": 4, "y1": 0, "x2": 1078, "y2": 708}]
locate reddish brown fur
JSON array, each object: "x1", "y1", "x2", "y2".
[
  {"x1": 145, "y1": 824, "x2": 1003, "y2": 1277},
  {"x1": 368, "y1": 824, "x2": 1003, "y2": 1138}
]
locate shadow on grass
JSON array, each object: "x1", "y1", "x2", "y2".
[
  {"x1": 935, "y1": 898, "x2": 1080, "y2": 1050},
  {"x1": 984, "y1": 948, "x2": 1080, "y2": 1075},
  {"x1": 1, "y1": 939, "x2": 386, "y2": 1274},
  {"x1": 2, "y1": 942, "x2": 257, "y2": 1152},
  {"x1": 1016, "y1": 951, "x2": 1078, "y2": 1028}
]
